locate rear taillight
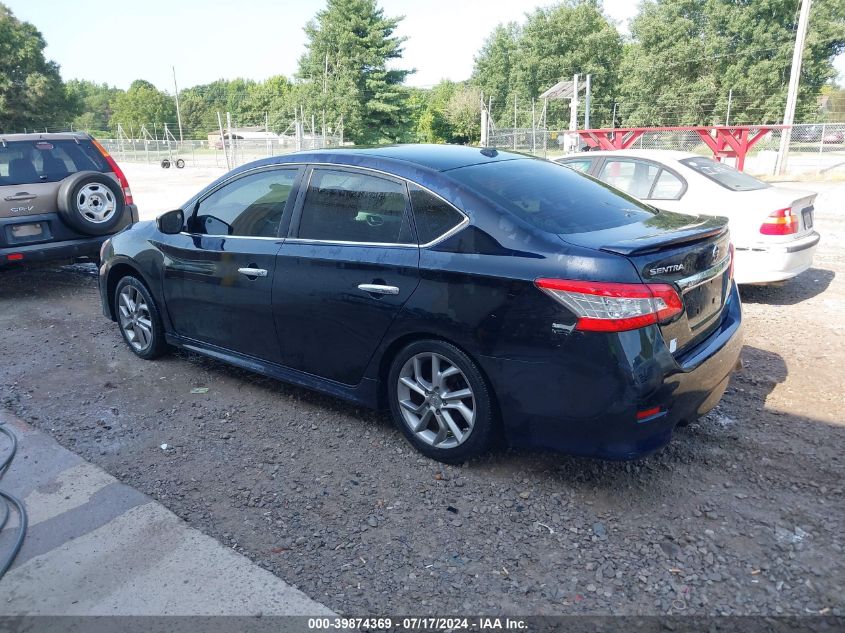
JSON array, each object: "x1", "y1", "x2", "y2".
[
  {"x1": 535, "y1": 279, "x2": 683, "y2": 332},
  {"x1": 760, "y1": 207, "x2": 797, "y2": 235},
  {"x1": 90, "y1": 138, "x2": 133, "y2": 205}
]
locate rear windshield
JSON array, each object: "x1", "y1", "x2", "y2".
[
  {"x1": 679, "y1": 156, "x2": 769, "y2": 192},
  {"x1": 0, "y1": 140, "x2": 110, "y2": 186},
  {"x1": 448, "y1": 158, "x2": 655, "y2": 234}
]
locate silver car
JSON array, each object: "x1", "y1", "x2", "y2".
[{"x1": 0, "y1": 132, "x2": 138, "y2": 268}]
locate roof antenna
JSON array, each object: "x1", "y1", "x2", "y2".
[{"x1": 480, "y1": 147, "x2": 498, "y2": 158}]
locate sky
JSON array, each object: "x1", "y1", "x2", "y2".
[{"x1": 6, "y1": 0, "x2": 845, "y2": 92}]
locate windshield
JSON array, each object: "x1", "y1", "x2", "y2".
[
  {"x1": 0, "y1": 139, "x2": 110, "y2": 186},
  {"x1": 680, "y1": 156, "x2": 769, "y2": 192},
  {"x1": 447, "y1": 158, "x2": 655, "y2": 234}
]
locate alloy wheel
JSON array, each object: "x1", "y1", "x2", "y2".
[
  {"x1": 397, "y1": 352, "x2": 476, "y2": 449},
  {"x1": 118, "y1": 286, "x2": 153, "y2": 351}
]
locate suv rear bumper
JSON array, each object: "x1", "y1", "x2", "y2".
[
  {"x1": 0, "y1": 204, "x2": 138, "y2": 268},
  {"x1": 0, "y1": 235, "x2": 106, "y2": 267}
]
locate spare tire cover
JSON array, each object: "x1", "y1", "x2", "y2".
[{"x1": 57, "y1": 171, "x2": 126, "y2": 236}]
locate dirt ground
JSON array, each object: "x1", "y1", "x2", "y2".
[{"x1": 1, "y1": 181, "x2": 842, "y2": 617}]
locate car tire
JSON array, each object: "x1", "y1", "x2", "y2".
[
  {"x1": 56, "y1": 171, "x2": 126, "y2": 236},
  {"x1": 175, "y1": 159, "x2": 185, "y2": 169},
  {"x1": 114, "y1": 276, "x2": 168, "y2": 360},
  {"x1": 387, "y1": 339, "x2": 494, "y2": 464}
]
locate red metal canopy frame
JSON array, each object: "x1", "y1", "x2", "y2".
[{"x1": 576, "y1": 125, "x2": 787, "y2": 171}]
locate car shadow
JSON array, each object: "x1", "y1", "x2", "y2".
[{"x1": 739, "y1": 267, "x2": 834, "y2": 305}]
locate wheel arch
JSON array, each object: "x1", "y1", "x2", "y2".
[
  {"x1": 374, "y1": 332, "x2": 502, "y2": 429},
  {"x1": 104, "y1": 260, "x2": 156, "y2": 321}
]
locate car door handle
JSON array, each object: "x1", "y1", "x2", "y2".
[
  {"x1": 4, "y1": 192, "x2": 37, "y2": 201},
  {"x1": 238, "y1": 267, "x2": 268, "y2": 278},
  {"x1": 357, "y1": 283, "x2": 399, "y2": 296}
]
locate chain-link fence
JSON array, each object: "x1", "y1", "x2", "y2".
[
  {"x1": 489, "y1": 122, "x2": 845, "y2": 177},
  {"x1": 97, "y1": 133, "x2": 342, "y2": 170}
]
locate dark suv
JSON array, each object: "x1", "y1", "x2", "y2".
[{"x1": 0, "y1": 132, "x2": 138, "y2": 268}]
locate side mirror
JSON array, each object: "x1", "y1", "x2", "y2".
[{"x1": 157, "y1": 209, "x2": 184, "y2": 235}]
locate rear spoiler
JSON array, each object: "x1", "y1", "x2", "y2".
[{"x1": 600, "y1": 217, "x2": 729, "y2": 256}]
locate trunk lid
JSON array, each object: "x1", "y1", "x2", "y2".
[{"x1": 561, "y1": 210, "x2": 732, "y2": 354}]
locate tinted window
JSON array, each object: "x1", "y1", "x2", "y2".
[
  {"x1": 409, "y1": 185, "x2": 465, "y2": 244},
  {"x1": 0, "y1": 140, "x2": 109, "y2": 186},
  {"x1": 680, "y1": 157, "x2": 768, "y2": 191},
  {"x1": 193, "y1": 169, "x2": 296, "y2": 237},
  {"x1": 297, "y1": 169, "x2": 411, "y2": 243},
  {"x1": 448, "y1": 159, "x2": 654, "y2": 234},
  {"x1": 598, "y1": 159, "x2": 659, "y2": 198},
  {"x1": 559, "y1": 159, "x2": 593, "y2": 173},
  {"x1": 650, "y1": 169, "x2": 685, "y2": 199}
]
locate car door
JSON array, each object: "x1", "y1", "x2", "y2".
[
  {"x1": 159, "y1": 166, "x2": 303, "y2": 362},
  {"x1": 273, "y1": 166, "x2": 420, "y2": 385}
]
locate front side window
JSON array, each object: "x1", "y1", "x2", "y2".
[
  {"x1": 409, "y1": 185, "x2": 465, "y2": 244},
  {"x1": 192, "y1": 169, "x2": 297, "y2": 237},
  {"x1": 680, "y1": 156, "x2": 769, "y2": 192},
  {"x1": 297, "y1": 169, "x2": 411, "y2": 243}
]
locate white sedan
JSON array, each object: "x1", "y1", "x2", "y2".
[{"x1": 554, "y1": 149, "x2": 820, "y2": 284}]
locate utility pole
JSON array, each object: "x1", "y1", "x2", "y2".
[
  {"x1": 775, "y1": 0, "x2": 812, "y2": 175},
  {"x1": 172, "y1": 66, "x2": 184, "y2": 143},
  {"x1": 217, "y1": 112, "x2": 230, "y2": 170},
  {"x1": 725, "y1": 88, "x2": 733, "y2": 126},
  {"x1": 568, "y1": 74, "x2": 579, "y2": 152},
  {"x1": 584, "y1": 73, "x2": 592, "y2": 130}
]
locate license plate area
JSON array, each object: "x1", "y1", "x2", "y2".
[
  {"x1": 11, "y1": 223, "x2": 43, "y2": 238},
  {"x1": 5, "y1": 221, "x2": 50, "y2": 245},
  {"x1": 802, "y1": 208, "x2": 814, "y2": 230},
  {"x1": 683, "y1": 271, "x2": 728, "y2": 332}
]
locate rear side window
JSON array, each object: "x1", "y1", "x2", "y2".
[
  {"x1": 559, "y1": 159, "x2": 593, "y2": 173},
  {"x1": 409, "y1": 185, "x2": 465, "y2": 244},
  {"x1": 0, "y1": 140, "x2": 110, "y2": 186},
  {"x1": 448, "y1": 159, "x2": 655, "y2": 234},
  {"x1": 599, "y1": 159, "x2": 659, "y2": 198},
  {"x1": 297, "y1": 169, "x2": 412, "y2": 244},
  {"x1": 680, "y1": 157, "x2": 769, "y2": 192},
  {"x1": 192, "y1": 168, "x2": 297, "y2": 237}
]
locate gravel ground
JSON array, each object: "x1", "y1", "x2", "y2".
[{"x1": 1, "y1": 182, "x2": 843, "y2": 617}]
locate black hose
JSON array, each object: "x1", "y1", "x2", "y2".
[{"x1": 0, "y1": 423, "x2": 27, "y2": 580}]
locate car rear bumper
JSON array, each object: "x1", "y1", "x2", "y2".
[
  {"x1": 734, "y1": 232, "x2": 820, "y2": 284},
  {"x1": 480, "y1": 282, "x2": 743, "y2": 459}
]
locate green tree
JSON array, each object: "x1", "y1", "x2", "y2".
[
  {"x1": 65, "y1": 79, "x2": 121, "y2": 133},
  {"x1": 297, "y1": 0, "x2": 411, "y2": 144},
  {"x1": 0, "y1": 4, "x2": 69, "y2": 131},
  {"x1": 472, "y1": 22, "x2": 520, "y2": 117},
  {"x1": 619, "y1": 0, "x2": 845, "y2": 126},
  {"x1": 472, "y1": 1, "x2": 622, "y2": 128},
  {"x1": 109, "y1": 80, "x2": 176, "y2": 135}
]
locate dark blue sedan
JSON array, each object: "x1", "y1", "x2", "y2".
[{"x1": 99, "y1": 145, "x2": 742, "y2": 463}]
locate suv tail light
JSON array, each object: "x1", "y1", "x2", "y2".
[
  {"x1": 535, "y1": 279, "x2": 683, "y2": 332},
  {"x1": 760, "y1": 207, "x2": 797, "y2": 235},
  {"x1": 90, "y1": 138, "x2": 133, "y2": 205}
]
